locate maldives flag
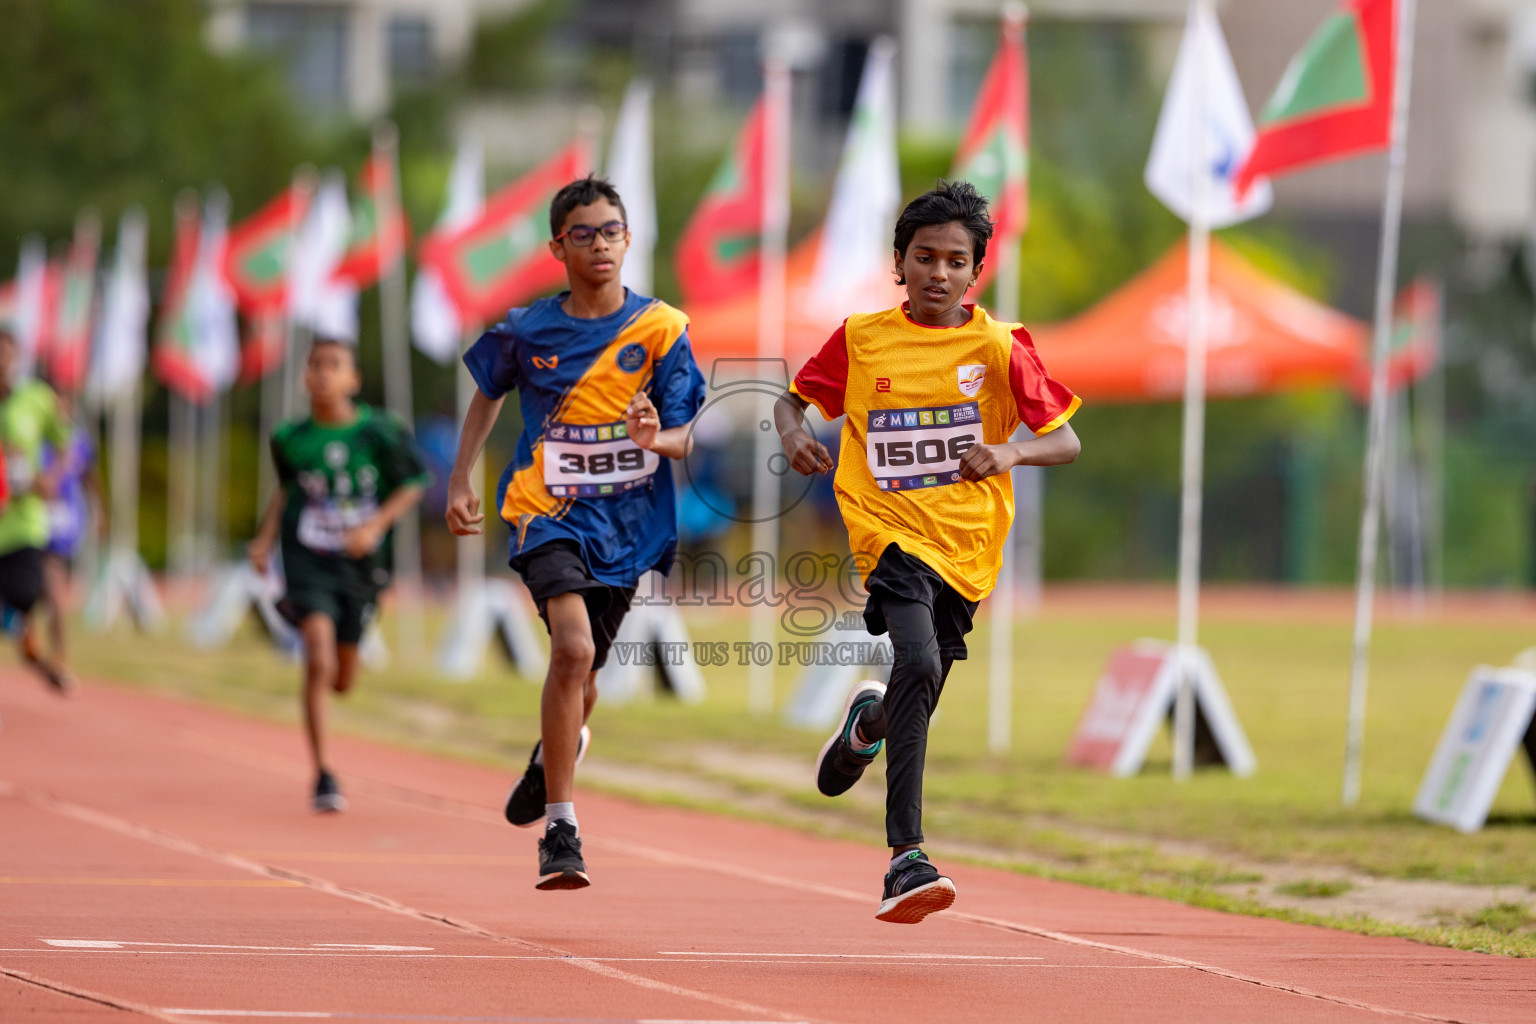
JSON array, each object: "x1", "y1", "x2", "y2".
[
  {"x1": 333, "y1": 152, "x2": 409, "y2": 289},
  {"x1": 418, "y1": 140, "x2": 589, "y2": 323},
  {"x1": 156, "y1": 196, "x2": 207, "y2": 399},
  {"x1": 223, "y1": 182, "x2": 311, "y2": 314},
  {"x1": 673, "y1": 99, "x2": 768, "y2": 308},
  {"x1": 50, "y1": 212, "x2": 101, "y2": 392},
  {"x1": 1234, "y1": 0, "x2": 1395, "y2": 198},
  {"x1": 950, "y1": 11, "x2": 1029, "y2": 289}
]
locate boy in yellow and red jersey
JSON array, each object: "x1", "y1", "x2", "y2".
[
  {"x1": 447, "y1": 176, "x2": 704, "y2": 891},
  {"x1": 776, "y1": 181, "x2": 1081, "y2": 924}
]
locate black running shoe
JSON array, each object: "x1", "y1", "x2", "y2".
[
  {"x1": 875, "y1": 850, "x2": 956, "y2": 924},
  {"x1": 505, "y1": 725, "x2": 590, "y2": 828},
  {"x1": 815, "y1": 681, "x2": 886, "y2": 797},
  {"x1": 536, "y1": 819, "x2": 590, "y2": 890},
  {"x1": 312, "y1": 769, "x2": 346, "y2": 813}
]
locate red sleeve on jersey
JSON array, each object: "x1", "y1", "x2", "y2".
[
  {"x1": 1009, "y1": 326, "x2": 1081, "y2": 435},
  {"x1": 790, "y1": 323, "x2": 849, "y2": 420}
]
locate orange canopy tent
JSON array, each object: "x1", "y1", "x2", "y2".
[
  {"x1": 684, "y1": 237, "x2": 1386, "y2": 404},
  {"x1": 1028, "y1": 240, "x2": 1369, "y2": 403}
]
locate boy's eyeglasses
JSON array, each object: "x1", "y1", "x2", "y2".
[{"x1": 554, "y1": 221, "x2": 628, "y2": 247}]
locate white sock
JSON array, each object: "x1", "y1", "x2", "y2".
[{"x1": 545, "y1": 802, "x2": 577, "y2": 833}]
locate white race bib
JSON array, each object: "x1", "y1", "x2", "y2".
[
  {"x1": 866, "y1": 402, "x2": 981, "y2": 492},
  {"x1": 4, "y1": 448, "x2": 33, "y2": 493},
  {"x1": 542, "y1": 420, "x2": 658, "y2": 498},
  {"x1": 296, "y1": 499, "x2": 376, "y2": 554}
]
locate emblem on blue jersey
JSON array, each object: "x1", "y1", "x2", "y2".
[{"x1": 616, "y1": 343, "x2": 647, "y2": 373}]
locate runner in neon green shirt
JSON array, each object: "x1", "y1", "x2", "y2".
[{"x1": 0, "y1": 330, "x2": 71, "y2": 692}]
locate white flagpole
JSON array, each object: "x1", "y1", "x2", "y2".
[
  {"x1": 373, "y1": 121, "x2": 425, "y2": 663},
  {"x1": 1344, "y1": 0, "x2": 1420, "y2": 807},
  {"x1": 987, "y1": 3, "x2": 1029, "y2": 756},
  {"x1": 1172, "y1": 0, "x2": 1216, "y2": 782},
  {"x1": 748, "y1": 57, "x2": 792, "y2": 717},
  {"x1": 455, "y1": 331, "x2": 485, "y2": 648}
]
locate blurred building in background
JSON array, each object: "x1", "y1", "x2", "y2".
[{"x1": 205, "y1": 0, "x2": 536, "y2": 117}]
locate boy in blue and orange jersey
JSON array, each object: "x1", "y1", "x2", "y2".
[
  {"x1": 776, "y1": 181, "x2": 1081, "y2": 924},
  {"x1": 447, "y1": 176, "x2": 705, "y2": 891}
]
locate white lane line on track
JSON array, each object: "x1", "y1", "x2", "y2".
[
  {"x1": 657, "y1": 951, "x2": 1041, "y2": 960},
  {"x1": 279, "y1": 770, "x2": 1493, "y2": 1024},
  {"x1": 43, "y1": 940, "x2": 432, "y2": 951},
  {"x1": 164, "y1": 1014, "x2": 801, "y2": 1023},
  {"x1": 12, "y1": 786, "x2": 833, "y2": 1024},
  {"x1": 0, "y1": 964, "x2": 199, "y2": 1023},
  {"x1": 0, "y1": 947, "x2": 1180, "y2": 967}
]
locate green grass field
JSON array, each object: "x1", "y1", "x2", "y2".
[{"x1": 57, "y1": 588, "x2": 1536, "y2": 955}]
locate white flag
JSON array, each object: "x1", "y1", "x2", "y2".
[
  {"x1": 192, "y1": 189, "x2": 241, "y2": 394},
  {"x1": 13, "y1": 234, "x2": 47, "y2": 380},
  {"x1": 290, "y1": 169, "x2": 358, "y2": 341},
  {"x1": 814, "y1": 37, "x2": 901, "y2": 306},
  {"x1": 89, "y1": 208, "x2": 150, "y2": 403},
  {"x1": 607, "y1": 78, "x2": 657, "y2": 297},
  {"x1": 412, "y1": 133, "x2": 485, "y2": 364},
  {"x1": 1145, "y1": 4, "x2": 1272, "y2": 228}
]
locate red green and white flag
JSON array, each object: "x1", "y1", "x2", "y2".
[
  {"x1": 333, "y1": 152, "x2": 409, "y2": 289},
  {"x1": 13, "y1": 236, "x2": 59, "y2": 381},
  {"x1": 673, "y1": 98, "x2": 769, "y2": 308},
  {"x1": 49, "y1": 211, "x2": 102, "y2": 393},
  {"x1": 418, "y1": 140, "x2": 590, "y2": 323},
  {"x1": 951, "y1": 10, "x2": 1029, "y2": 276},
  {"x1": 222, "y1": 182, "x2": 312, "y2": 315},
  {"x1": 1234, "y1": 0, "x2": 1396, "y2": 198},
  {"x1": 155, "y1": 195, "x2": 207, "y2": 399}
]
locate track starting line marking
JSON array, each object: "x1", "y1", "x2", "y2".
[{"x1": 0, "y1": 876, "x2": 302, "y2": 887}]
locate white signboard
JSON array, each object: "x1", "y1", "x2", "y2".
[
  {"x1": 1067, "y1": 639, "x2": 1256, "y2": 777},
  {"x1": 1413, "y1": 667, "x2": 1536, "y2": 833}
]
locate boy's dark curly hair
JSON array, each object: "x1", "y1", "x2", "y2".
[
  {"x1": 892, "y1": 180, "x2": 995, "y2": 284},
  {"x1": 549, "y1": 175, "x2": 628, "y2": 238}
]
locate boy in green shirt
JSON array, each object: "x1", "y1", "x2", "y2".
[
  {"x1": 249, "y1": 338, "x2": 430, "y2": 812},
  {"x1": 0, "y1": 329, "x2": 71, "y2": 692}
]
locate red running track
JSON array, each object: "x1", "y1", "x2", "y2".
[{"x1": 0, "y1": 674, "x2": 1531, "y2": 1024}]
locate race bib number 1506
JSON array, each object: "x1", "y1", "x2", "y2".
[
  {"x1": 543, "y1": 420, "x2": 659, "y2": 498},
  {"x1": 866, "y1": 401, "x2": 981, "y2": 491}
]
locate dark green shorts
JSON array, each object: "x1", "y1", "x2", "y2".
[{"x1": 278, "y1": 585, "x2": 378, "y2": 646}]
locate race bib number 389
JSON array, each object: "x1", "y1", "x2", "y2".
[
  {"x1": 866, "y1": 402, "x2": 980, "y2": 491},
  {"x1": 543, "y1": 420, "x2": 659, "y2": 498}
]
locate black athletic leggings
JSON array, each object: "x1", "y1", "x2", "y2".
[{"x1": 879, "y1": 597, "x2": 956, "y2": 848}]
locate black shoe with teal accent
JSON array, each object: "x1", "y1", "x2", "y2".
[
  {"x1": 815, "y1": 681, "x2": 886, "y2": 797},
  {"x1": 876, "y1": 850, "x2": 956, "y2": 924},
  {"x1": 535, "y1": 819, "x2": 590, "y2": 890},
  {"x1": 505, "y1": 725, "x2": 591, "y2": 828}
]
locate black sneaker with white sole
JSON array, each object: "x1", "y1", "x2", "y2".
[
  {"x1": 312, "y1": 769, "x2": 346, "y2": 813},
  {"x1": 536, "y1": 819, "x2": 590, "y2": 890},
  {"x1": 505, "y1": 725, "x2": 591, "y2": 827},
  {"x1": 815, "y1": 681, "x2": 886, "y2": 797},
  {"x1": 875, "y1": 850, "x2": 956, "y2": 924}
]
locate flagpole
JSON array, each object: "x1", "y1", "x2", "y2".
[
  {"x1": 454, "y1": 328, "x2": 485, "y2": 665},
  {"x1": 747, "y1": 55, "x2": 791, "y2": 718},
  {"x1": 1172, "y1": 0, "x2": 1217, "y2": 782},
  {"x1": 1344, "y1": 0, "x2": 1419, "y2": 808},
  {"x1": 373, "y1": 121, "x2": 425, "y2": 664}
]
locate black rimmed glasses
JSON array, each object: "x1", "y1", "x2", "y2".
[{"x1": 554, "y1": 221, "x2": 628, "y2": 247}]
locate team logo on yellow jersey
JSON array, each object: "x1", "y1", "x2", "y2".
[{"x1": 957, "y1": 364, "x2": 986, "y2": 397}]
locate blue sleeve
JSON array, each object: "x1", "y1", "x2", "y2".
[
  {"x1": 651, "y1": 330, "x2": 707, "y2": 430},
  {"x1": 463, "y1": 321, "x2": 521, "y2": 400}
]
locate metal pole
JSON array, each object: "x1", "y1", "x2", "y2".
[
  {"x1": 373, "y1": 121, "x2": 425, "y2": 663},
  {"x1": 988, "y1": 241, "x2": 1023, "y2": 756},
  {"x1": 747, "y1": 57, "x2": 791, "y2": 717},
  {"x1": 1344, "y1": 0, "x2": 1419, "y2": 808},
  {"x1": 1172, "y1": 0, "x2": 1215, "y2": 782},
  {"x1": 455, "y1": 334, "x2": 486, "y2": 633}
]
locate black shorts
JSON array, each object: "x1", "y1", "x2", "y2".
[
  {"x1": 862, "y1": 544, "x2": 979, "y2": 660},
  {"x1": 0, "y1": 547, "x2": 46, "y2": 615},
  {"x1": 277, "y1": 586, "x2": 378, "y2": 646},
  {"x1": 512, "y1": 539, "x2": 635, "y2": 671}
]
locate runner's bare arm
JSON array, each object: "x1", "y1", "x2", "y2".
[
  {"x1": 344, "y1": 483, "x2": 426, "y2": 559},
  {"x1": 247, "y1": 489, "x2": 285, "y2": 574},
  {"x1": 625, "y1": 391, "x2": 693, "y2": 460},
  {"x1": 957, "y1": 422, "x2": 1080, "y2": 481},
  {"x1": 447, "y1": 390, "x2": 505, "y2": 537},
  {"x1": 774, "y1": 392, "x2": 833, "y2": 475}
]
